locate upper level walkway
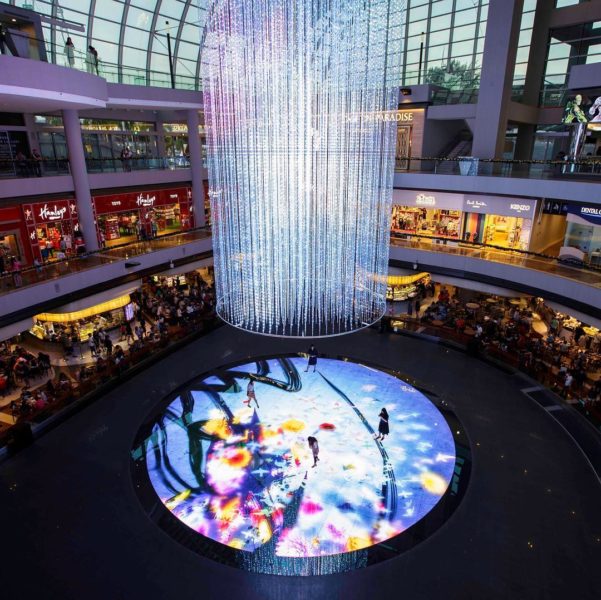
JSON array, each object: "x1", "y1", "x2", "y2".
[
  {"x1": 0, "y1": 228, "x2": 213, "y2": 330},
  {"x1": 2, "y1": 229, "x2": 601, "y2": 329}
]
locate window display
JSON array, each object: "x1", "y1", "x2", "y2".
[
  {"x1": 93, "y1": 187, "x2": 193, "y2": 247},
  {"x1": 21, "y1": 200, "x2": 81, "y2": 262}
]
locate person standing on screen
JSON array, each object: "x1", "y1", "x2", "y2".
[
  {"x1": 305, "y1": 345, "x2": 318, "y2": 372},
  {"x1": 375, "y1": 407, "x2": 389, "y2": 441},
  {"x1": 307, "y1": 436, "x2": 319, "y2": 467},
  {"x1": 245, "y1": 378, "x2": 259, "y2": 408}
]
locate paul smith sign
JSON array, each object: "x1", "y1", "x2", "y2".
[{"x1": 38, "y1": 204, "x2": 67, "y2": 221}]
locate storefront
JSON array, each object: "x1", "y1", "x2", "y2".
[
  {"x1": 391, "y1": 190, "x2": 464, "y2": 239},
  {"x1": 93, "y1": 187, "x2": 193, "y2": 247},
  {"x1": 0, "y1": 205, "x2": 31, "y2": 265},
  {"x1": 462, "y1": 195, "x2": 536, "y2": 250},
  {"x1": 163, "y1": 122, "x2": 207, "y2": 168},
  {"x1": 30, "y1": 294, "x2": 133, "y2": 342},
  {"x1": 22, "y1": 199, "x2": 82, "y2": 262},
  {"x1": 562, "y1": 203, "x2": 601, "y2": 265}
]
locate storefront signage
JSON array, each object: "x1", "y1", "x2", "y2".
[
  {"x1": 566, "y1": 203, "x2": 601, "y2": 225},
  {"x1": 38, "y1": 203, "x2": 67, "y2": 221},
  {"x1": 415, "y1": 193, "x2": 436, "y2": 206},
  {"x1": 463, "y1": 195, "x2": 536, "y2": 219},
  {"x1": 136, "y1": 193, "x2": 156, "y2": 207},
  {"x1": 94, "y1": 187, "x2": 190, "y2": 214},
  {"x1": 392, "y1": 189, "x2": 464, "y2": 211}
]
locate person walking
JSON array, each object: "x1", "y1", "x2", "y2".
[
  {"x1": 305, "y1": 345, "x2": 318, "y2": 372},
  {"x1": 11, "y1": 257, "x2": 22, "y2": 288},
  {"x1": 64, "y1": 37, "x2": 75, "y2": 67},
  {"x1": 307, "y1": 436, "x2": 320, "y2": 467},
  {"x1": 244, "y1": 378, "x2": 259, "y2": 408},
  {"x1": 375, "y1": 407, "x2": 389, "y2": 441}
]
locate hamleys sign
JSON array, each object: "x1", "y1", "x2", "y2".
[{"x1": 38, "y1": 203, "x2": 68, "y2": 221}]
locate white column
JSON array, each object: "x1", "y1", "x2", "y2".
[
  {"x1": 186, "y1": 109, "x2": 206, "y2": 227},
  {"x1": 62, "y1": 109, "x2": 99, "y2": 252}
]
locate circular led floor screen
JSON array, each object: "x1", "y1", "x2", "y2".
[{"x1": 132, "y1": 356, "x2": 467, "y2": 575}]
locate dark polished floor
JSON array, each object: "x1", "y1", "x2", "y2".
[{"x1": 1, "y1": 326, "x2": 600, "y2": 600}]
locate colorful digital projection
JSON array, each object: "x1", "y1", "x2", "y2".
[
  {"x1": 201, "y1": 1, "x2": 405, "y2": 336},
  {"x1": 137, "y1": 357, "x2": 456, "y2": 574}
]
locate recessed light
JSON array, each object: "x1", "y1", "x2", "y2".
[{"x1": 11, "y1": 18, "x2": 17, "y2": 22}]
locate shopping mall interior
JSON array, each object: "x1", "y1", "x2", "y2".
[{"x1": 0, "y1": 0, "x2": 601, "y2": 598}]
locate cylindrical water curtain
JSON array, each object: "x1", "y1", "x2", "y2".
[{"x1": 202, "y1": 1, "x2": 404, "y2": 337}]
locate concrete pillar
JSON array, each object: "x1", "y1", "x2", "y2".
[
  {"x1": 186, "y1": 109, "x2": 206, "y2": 227},
  {"x1": 514, "y1": 0, "x2": 555, "y2": 161},
  {"x1": 155, "y1": 118, "x2": 166, "y2": 159},
  {"x1": 472, "y1": 0, "x2": 524, "y2": 159},
  {"x1": 62, "y1": 108, "x2": 99, "y2": 252}
]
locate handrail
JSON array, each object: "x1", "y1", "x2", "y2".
[
  {"x1": 4, "y1": 35, "x2": 202, "y2": 91},
  {"x1": 0, "y1": 155, "x2": 193, "y2": 178},
  {"x1": 395, "y1": 155, "x2": 601, "y2": 178},
  {"x1": 390, "y1": 232, "x2": 601, "y2": 276},
  {"x1": 0, "y1": 226, "x2": 212, "y2": 297}
]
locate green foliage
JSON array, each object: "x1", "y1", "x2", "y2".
[{"x1": 426, "y1": 60, "x2": 480, "y2": 90}]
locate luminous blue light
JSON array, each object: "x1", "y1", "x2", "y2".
[{"x1": 202, "y1": 1, "x2": 405, "y2": 336}]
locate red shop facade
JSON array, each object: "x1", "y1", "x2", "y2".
[
  {"x1": 92, "y1": 186, "x2": 193, "y2": 245},
  {"x1": 0, "y1": 205, "x2": 31, "y2": 265},
  {"x1": 22, "y1": 199, "x2": 82, "y2": 263}
]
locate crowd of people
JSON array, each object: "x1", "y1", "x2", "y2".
[
  {"x1": 0, "y1": 271, "x2": 217, "y2": 432},
  {"x1": 402, "y1": 284, "x2": 601, "y2": 406}
]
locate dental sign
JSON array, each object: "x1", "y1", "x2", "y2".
[{"x1": 566, "y1": 203, "x2": 601, "y2": 224}]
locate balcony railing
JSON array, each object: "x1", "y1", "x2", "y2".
[
  {"x1": 390, "y1": 233, "x2": 601, "y2": 288},
  {"x1": 0, "y1": 158, "x2": 70, "y2": 178},
  {"x1": 85, "y1": 156, "x2": 191, "y2": 174},
  {"x1": 395, "y1": 156, "x2": 601, "y2": 180},
  {"x1": 0, "y1": 156, "x2": 191, "y2": 179},
  {"x1": 0, "y1": 226, "x2": 212, "y2": 299},
  {"x1": 5, "y1": 36, "x2": 201, "y2": 91}
]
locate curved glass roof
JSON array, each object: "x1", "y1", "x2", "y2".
[
  {"x1": 8, "y1": 0, "x2": 206, "y2": 89},
  {"x1": 6, "y1": 0, "x2": 493, "y2": 95}
]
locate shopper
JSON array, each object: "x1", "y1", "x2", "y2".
[
  {"x1": 64, "y1": 37, "x2": 75, "y2": 67},
  {"x1": 31, "y1": 148, "x2": 43, "y2": 177},
  {"x1": 375, "y1": 407, "x2": 389, "y2": 441},
  {"x1": 245, "y1": 378, "x2": 258, "y2": 408},
  {"x1": 307, "y1": 436, "x2": 319, "y2": 467},
  {"x1": 86, "y1": 45, "x2": 98, "y2": 74},
  {"x1": 11, "y1": 257, "x2": 22, "y2": 288},
  {"x1": 120, "y1": 146, "x2": 132, "y2": 172},
  {"x1": 88, "y1": 335, "x2": 97, "y2": 358},
  {"x1": 305, "y1": 345, "x2": 318, "y2": 372}
]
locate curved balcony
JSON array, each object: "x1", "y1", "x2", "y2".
[
  {"x1": 0, "y1": 228, "x2": 213, "y2": 331},
  {"x1": 394, "y1": 157, "x2": 601, "y2": 203},
  {"x1": 3, "y1": 230, "x2": 601, "y2": 331}
]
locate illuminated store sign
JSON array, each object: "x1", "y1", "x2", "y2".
[
  {"x1": 392, "y1": 189, "x2": 464, "y2": 210},
  {"x1": 136, "y1": 193, "x2": 156, "y2": 207},
  {"x1": 463, "y1": 195, "x2": 536, "y2": 219},
  {"x1": 93, "y1": 187, "x2": 190, "y2": 214},
  {"x1": 415, "y1": 193, "x2": 436, "y2": 206},
  {"x1": 38, "y1": 204, "x2": 67, "y2": 221}
]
